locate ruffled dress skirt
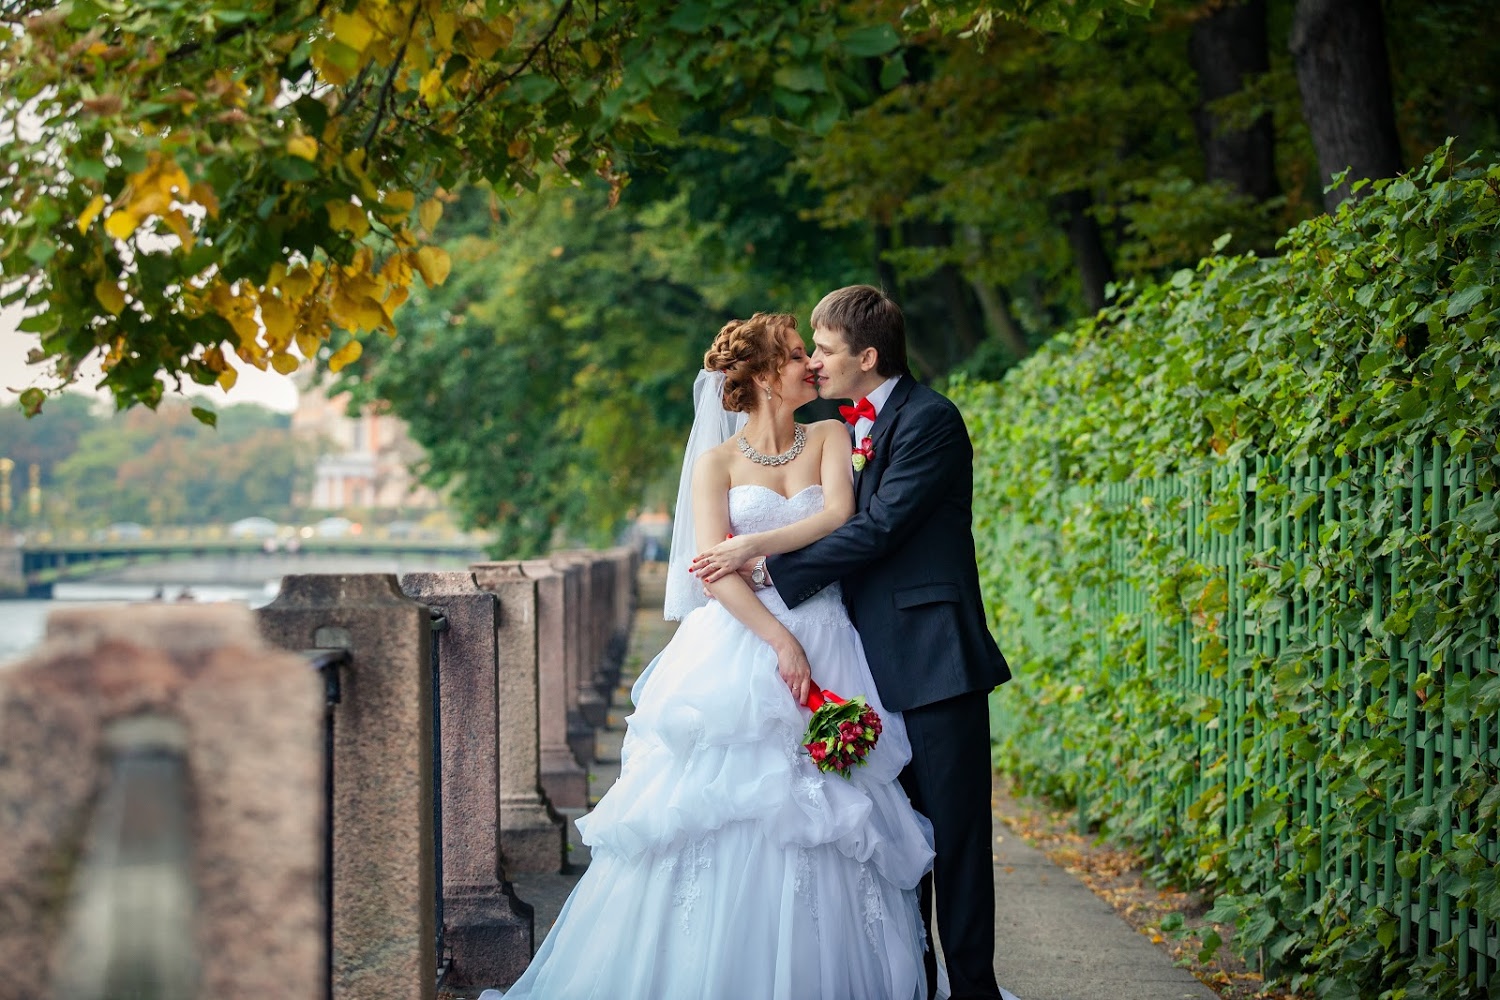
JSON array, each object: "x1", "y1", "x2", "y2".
[{"x1": 493, "y1": 583, "x2": 934, "y2": 1000}]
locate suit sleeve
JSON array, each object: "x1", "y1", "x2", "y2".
[{"x1": 768, "y1": 401, "x2": 969, "y2": 608}]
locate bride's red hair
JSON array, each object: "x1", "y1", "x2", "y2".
[{"x1": 704, "y1": 312, "x2": 799, "y2": 413}]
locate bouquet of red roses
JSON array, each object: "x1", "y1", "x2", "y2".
[{"x1": 801, "y1": 687, "x2": 882, "y2": 778}]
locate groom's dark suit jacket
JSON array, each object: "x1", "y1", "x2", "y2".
[{"x1": 768, "y1": 378, "x2": 1010, "y2": 712}]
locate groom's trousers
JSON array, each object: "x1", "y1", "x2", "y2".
[{"x1": 898, "y1": 690, "x2": 1002, "y2": 1000}]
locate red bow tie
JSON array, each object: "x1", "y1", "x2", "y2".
[{"x1": 839, "y1": 397, "x2": 876, "y2": 425}]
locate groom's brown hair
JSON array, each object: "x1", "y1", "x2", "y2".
[{"x1": 810, "y1": 285, "x2": 910, "y2": 379}]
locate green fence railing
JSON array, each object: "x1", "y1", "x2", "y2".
[{"x1": 984, "y1": 444, "x2": 1498, "y2": 989}]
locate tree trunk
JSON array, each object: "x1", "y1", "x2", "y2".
[
  {"x1": 872, "y1": 223, "x2": 902, "y2": 299},
  {"x1": 932, "y1": 261, "x2": 984, "y2": 363},
  {"x1": 1052, "y1": 190, "x2": 1115, "y2": 316},
  {"x1": 1189, "y1": 0, "x2": 1278, "y2": 201},
  {"x1": 961, "y1": 225, "x2": 1029, "y2": 361},
  {"x1": 875, "y1": 220, "x2": 989, "y2": 377},
  {"x1": 1289, "y1": 0, "x2": 1403, "y2": 210},
  {"x1": 970, "y1": 279, "x2": 1029, "y2": 361}
]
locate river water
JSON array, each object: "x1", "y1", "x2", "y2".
[{"x1": 0, "y1": 581, "x2": 278, "y2": 663}]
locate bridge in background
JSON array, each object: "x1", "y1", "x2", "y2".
[{"x1": 0, "y1": 537, "x2": 489, "y2": 598}]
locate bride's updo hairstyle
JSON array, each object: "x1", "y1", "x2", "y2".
[{"x1": 703, "y1": 312, "x2": 799, "y2": 413}]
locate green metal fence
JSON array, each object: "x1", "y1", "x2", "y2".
[{"x1": 989, "y1": 444, "x2": 1498, "y2": 985}]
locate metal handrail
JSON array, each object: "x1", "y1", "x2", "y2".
[
  {"x1": 52, "y1": 714, "x2": 198, "y2": 1000},
  {"x1": 428, "y1": 609, "x2": 452, "y2": 987},
  {"x1": 303, "y1": 647, "x2": 350, "y2": 1000}
]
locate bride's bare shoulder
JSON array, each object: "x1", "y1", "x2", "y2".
[
  {"x1": 806, "y1": 420, "x2": 852, "y2": 448},
  {"x1": 692, "y1": 441, "x2": 736, "y2": 477}
]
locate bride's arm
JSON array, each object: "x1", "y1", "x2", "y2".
[
  {"x1": 691, "y1": 451, "x2": 813, "y2": 702},
  {"x1": 690, "y1": 422, "x2": 853, "y2": 582}
]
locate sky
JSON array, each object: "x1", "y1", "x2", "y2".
[{"x1": 0, "y1": 303, "x2": 301, "y2": 413}]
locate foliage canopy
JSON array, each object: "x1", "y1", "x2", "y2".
[{"x1": 0, "y1": 0, "x2": 911, "y2": 414}]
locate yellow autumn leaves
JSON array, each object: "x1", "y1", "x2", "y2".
[
  {"x1": 50, "y1": 0, "x2": 506, "y2": 405},
  {"x1": 193, "y1": 238, "x2": 452, "y2": 382},
  {"x1": 83, "y1": 153, "x2": 209, "y2": 250},
  {"x1": 312, "y1": 1, "x2": 516, "y2": 95},
  {"x1": 76, "y1": 143, "x2": 452, "y2": 385}
]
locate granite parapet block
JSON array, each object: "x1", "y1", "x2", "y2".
[
  {"x1": 256, "y1": 573, "x2": 436, "y2": 1000},
  {"x1": 0, "y1": 604, "x2": 322, "y2": 1000},
  {"x1": 470, "y1": 563, "x2": 566, "y2": 875},
  {"x1": 399, "y1": 571, "x2": 534, "y2": 988}
]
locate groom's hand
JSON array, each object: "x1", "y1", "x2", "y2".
[
  {"x1": 699, "y1": 560, "x2": 764, "y2": 597},
  {"x1": 691, "y1": 535, "x2": 760, "y2": 583}
]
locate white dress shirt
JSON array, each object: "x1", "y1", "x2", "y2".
[{"x1": 853, "y1": 375, "x2": 902, "y2": 443}]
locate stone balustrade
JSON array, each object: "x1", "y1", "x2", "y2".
[
  {"x1": 0, "y1": 546, "x2": 638, "y2": 1000},
  {"x1": 256, "y1": 573, "x2": 438, "y2": 1000},
  {"x1": 0, "y1": 604, "x2": 324, "y2": 1000}
]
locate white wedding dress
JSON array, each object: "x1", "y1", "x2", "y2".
[{"x1": 488, "y1": 484, "x2": 935, "y2": 1000}]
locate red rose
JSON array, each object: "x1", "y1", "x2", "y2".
[
  {"x1": 807, "y1": 741, "x2": 828, "y2": 762},
  {"x1": 838, "y1": 720, "x2": 863, "y2": 742}
]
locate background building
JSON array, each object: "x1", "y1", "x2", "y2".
[{"x1": 291, "y1": 382, "x2": 442, "y2": 515}]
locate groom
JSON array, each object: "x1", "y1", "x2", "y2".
[{"x1": 770, "y1": 285, "x2": 1009, "y2": 1000}]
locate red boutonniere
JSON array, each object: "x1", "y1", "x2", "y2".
[{"x1": 851, "y1": 436, "x2": 874, "y2": 472}]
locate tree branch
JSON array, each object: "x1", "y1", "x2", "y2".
[
  {"x1": 456, "y1": 0, "x2": 576, "y2": 120},
  {"x1": 361, "y1": 1, "x2": 423, "y2": 154},
  {"x1": 166, "y1": 0, "x2": 311, "y2": 63}
]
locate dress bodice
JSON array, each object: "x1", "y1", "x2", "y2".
[{"x1": 728, "y1": 484, "x2": 847, "y2": 630}]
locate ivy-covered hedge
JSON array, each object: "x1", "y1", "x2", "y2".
[{"x1": 955, "y1": 145, "x2": 1500, "y2": 998}]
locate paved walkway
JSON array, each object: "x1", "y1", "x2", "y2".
[{"x1": 508, "y1": 591, "x2": 1215, "y2": 1000}]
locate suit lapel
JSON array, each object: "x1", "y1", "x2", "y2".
[
  {"x1": 856, "y1": 378, "x2": 915, "y2": 506},
  {"x1": 869, "y1": 377, "x2": 913, "y2": 454}
]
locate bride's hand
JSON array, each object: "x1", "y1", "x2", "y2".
[
  {"x1": 774, "y1": 639, "x2": 813, "y2": 705},
  {"x1": 690, "y1": 534, "x2": 759, "y2": 583}
]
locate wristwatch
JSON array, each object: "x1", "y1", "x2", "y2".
[{"x1": 750, "y1": 558, "x2": 767, "y2": 588}]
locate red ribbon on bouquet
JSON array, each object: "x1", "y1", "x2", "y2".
[{"x1": 804, "y1": 686, "x2": 846, "y2": 711}]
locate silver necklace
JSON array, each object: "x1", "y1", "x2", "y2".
[{"x1": 737, "y1": 424, "x2": 806, "y2": 467}]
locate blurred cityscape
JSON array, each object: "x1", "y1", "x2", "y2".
[{"x1": 0, "y1": 377, "x2": 475, "y2": 549}]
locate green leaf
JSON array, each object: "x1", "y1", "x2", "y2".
[
  {"x1": 840, "y1": 24, "x2": 901, "y2": 58},
  {"x1": 25, "y1": 239, "x2": 56, "y2": 266},
  {"x1": 666, "y1": 2, "x2": 711, "y2": 32},
  {"x1": 1197, "y1": 928, "x2": 1222, "y2": 963},
  {"x1": 1240, "y1": 908, "x2": 1277, "y2": 947},
  {"x1": 513, "y1": 74, "x2": 560, "y2": 103},
  {"x1": 1316, "y1": 978, "x2": 1362, "y2": 1000},
  {"x1": 17, "y1": 312, "x2": 59, "y2": 334},
  {"x1": 190, "y1": 406, "x2": 218, "y2": 427},
  {"x1": 878, "y1": 54, "x2": 907, "y2": 90},
  {"x1": 1204, "y1": 894, "x2": 1247, "y2": 923},
  {"x1": 271, "y1": 156, "x2": 319, "y2": 183},
  {"x1": 73, "y1": 158, "x2": 109, "y2": 182},
  {"x1": 772, "y1": 65, "x2": 829, "y2": 93},
  {"x1": 1445, "y1": 284, "x2": 1488, "y2": 319}
]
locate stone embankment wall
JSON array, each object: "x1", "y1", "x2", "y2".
[{"x1": 0, "y1": 546, "x2": 639, "y2": 1000}]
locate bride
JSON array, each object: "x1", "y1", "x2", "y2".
[{"x1": 485, "y1": 313, "x2": 936, "y2": 1000}]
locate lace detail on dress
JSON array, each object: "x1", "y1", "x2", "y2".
[
  {"x1": 727, "y1": 484, "x2": 850, "y2": 631},
  {"x1": 664, "y1": 835, "x2": 715, "y2": 932},
  {"x1": 859, "y1": 863, "x2": 884, "y2": 951},
  {"x1": 793, "y1": 847, "x2": 821, "y2": 922}
]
